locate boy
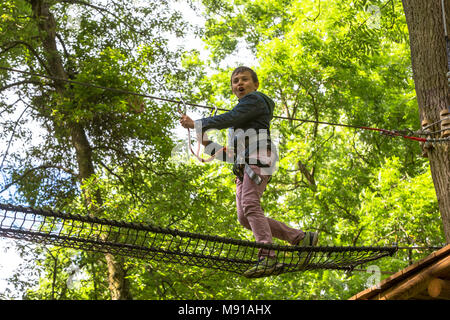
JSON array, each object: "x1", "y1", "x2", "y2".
[{"x1": 180, "y1": 66, "x2": 318, "y2": 277}]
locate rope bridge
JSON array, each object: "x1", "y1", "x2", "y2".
[{"x1": 0, "y1": 203, "x2": 397, "y2": 278}]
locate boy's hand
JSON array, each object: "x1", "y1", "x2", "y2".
[{"x1": 179, "y1": 114, "x2": 194, "y2": 129}]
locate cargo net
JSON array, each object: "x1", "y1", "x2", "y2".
[{"x1": 0, "y1": 203, "x2": 397, "y2": 278}]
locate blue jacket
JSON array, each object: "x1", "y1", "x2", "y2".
[
  {"x1": 196, "y1": 91, "x2": 275, "y2": 133},
  {"x1": 194, "y1": 91, "x2": 275, "y2": 171}
]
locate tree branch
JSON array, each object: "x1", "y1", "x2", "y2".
[
  {"x1": 305, "y1": 0, "x2": 321, "y2": 23},
  {"x1": 0, "y1": 164, "x2": 78, "y2": 194},
  {"x1": 330, "y1": 198, "x2": 359, "y2": 223},
  {"x1": 0, "y1": 40, "x2": 51, "y2": 74},
  {"x1": 0, "y1": 104, "x2": 31, "y2": 171},
  {"x1": 97, "y1": 159, "x2": 146, "y2": 206},
  {"x1": 0, "y1": 79, "x2": 42, "y2": 92},
  {"x1": 57, "y1": 0, "x2": 148, "y2": 37},
  {"x1": 297, "y1": 159, "x2": 316, "y2": 190}
]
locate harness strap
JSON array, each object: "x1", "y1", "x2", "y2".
[
  {"x1": 187, "y1": 128, "x2": 227, "y2": 163},
  {"x1": 244, "y1": 164, "x2": 262, "y2": 185}
]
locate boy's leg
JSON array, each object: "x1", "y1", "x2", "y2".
[
  {"x1": 235, "y1": 177, "x2": 252, "y2": 231},
  {"x1": 240, "y1": 166, "x2": 304, "y2": 256},
  {"x1": 240, "y1": 171, "x2": 273, "y2": 257},
  {"x1": 266, "y1": 217, "x2": 305, "y2": 245}
]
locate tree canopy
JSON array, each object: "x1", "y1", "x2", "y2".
[{"x1": 0, "y1": 0, "x2": 446, "y2": 300}]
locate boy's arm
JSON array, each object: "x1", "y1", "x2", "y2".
[
  {"x1": 199, "y1": 132, "x2": 233, "y2": 163},
  {"x1": 195, "y1": 93, "x2": 268, "y2": 134}
]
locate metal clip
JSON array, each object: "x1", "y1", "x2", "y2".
[
  {"x1": 380, "y1": 129, "x2": 397, "y2": 138},
  {"x1": 211, "y1": 105, "x2": 218, "y2": 117},
  {"x1": 178, "y1": 95, "x2": 187, "y2": 115}
]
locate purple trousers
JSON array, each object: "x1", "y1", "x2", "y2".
[{"x1": 235, "y1": 165, "x2": 304, "y2": 258}]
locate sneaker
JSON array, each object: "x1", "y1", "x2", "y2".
[
  {"x1": 243, "y1": 256, "x2": 284, "y2": 278},
  {"x1": 299, "y1": 231, "x2": 319, "y2": 247},
  {"x1": 297, "y1": 231, "x2": 319, "y2": 266}
]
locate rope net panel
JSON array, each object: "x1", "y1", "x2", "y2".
[{"x1": 0, "y1": 203, "x2": 397, "y2": 278}]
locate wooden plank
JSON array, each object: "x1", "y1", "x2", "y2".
[
  {"x1": 428, "y1": 278, "x2": 450, "y2": 299},
  {"x1": 377, "y1": 255, "x2": 450, "y2": 300}
]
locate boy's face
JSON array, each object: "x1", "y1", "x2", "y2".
[{"x1": 231, "y1": 71, "x2": 259, "y2": 99}]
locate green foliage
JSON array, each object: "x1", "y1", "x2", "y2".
[{"x1": 357, "y1": 158, "x2": 444, "y2": 248}]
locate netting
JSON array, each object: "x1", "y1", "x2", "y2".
[{"x1": 0, "y1": 203, "x2": 397, "y2": 278}]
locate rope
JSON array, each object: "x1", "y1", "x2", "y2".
[
  {"x1": 1, "y1": 66, "x2": 449, "y2": 144},
  {"x1": 396, "y1": 245, "x2": 444, "y2": 251},
  {"x1": 175, "y1": 97, "x2": 227, "y2": 163},
  {"x1": 0, "y1": 203, "x2": 398, "y2": 278}
]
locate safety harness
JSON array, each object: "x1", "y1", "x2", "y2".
[
  {"x1": 179, "y1": 93, "x2": 277, "y2": 185},
  {"x1": 232, "y1": 134, "x2": 276, "y2": 186}
]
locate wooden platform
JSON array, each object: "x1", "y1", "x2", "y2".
[{"x1": 349, "y1": 244, "x2": 450, "y2": 300}]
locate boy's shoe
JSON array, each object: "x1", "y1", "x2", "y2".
[
  {"x1": 297, "y1": 231, "x2": 319, "y2": 267},
  {"x1": 299, "y1": 231, "x2": 319, "y2": 247},
  {"x1": 243, "y1": 256, "x2": 284, "y2": 278}
]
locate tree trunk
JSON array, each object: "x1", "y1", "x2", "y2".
[
  {"x1": 402, "y1": 0, "x2": 450, "y2": 243},
  {"x1": 30, "y1": 0, "x2": 132, "y2": 299}
]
